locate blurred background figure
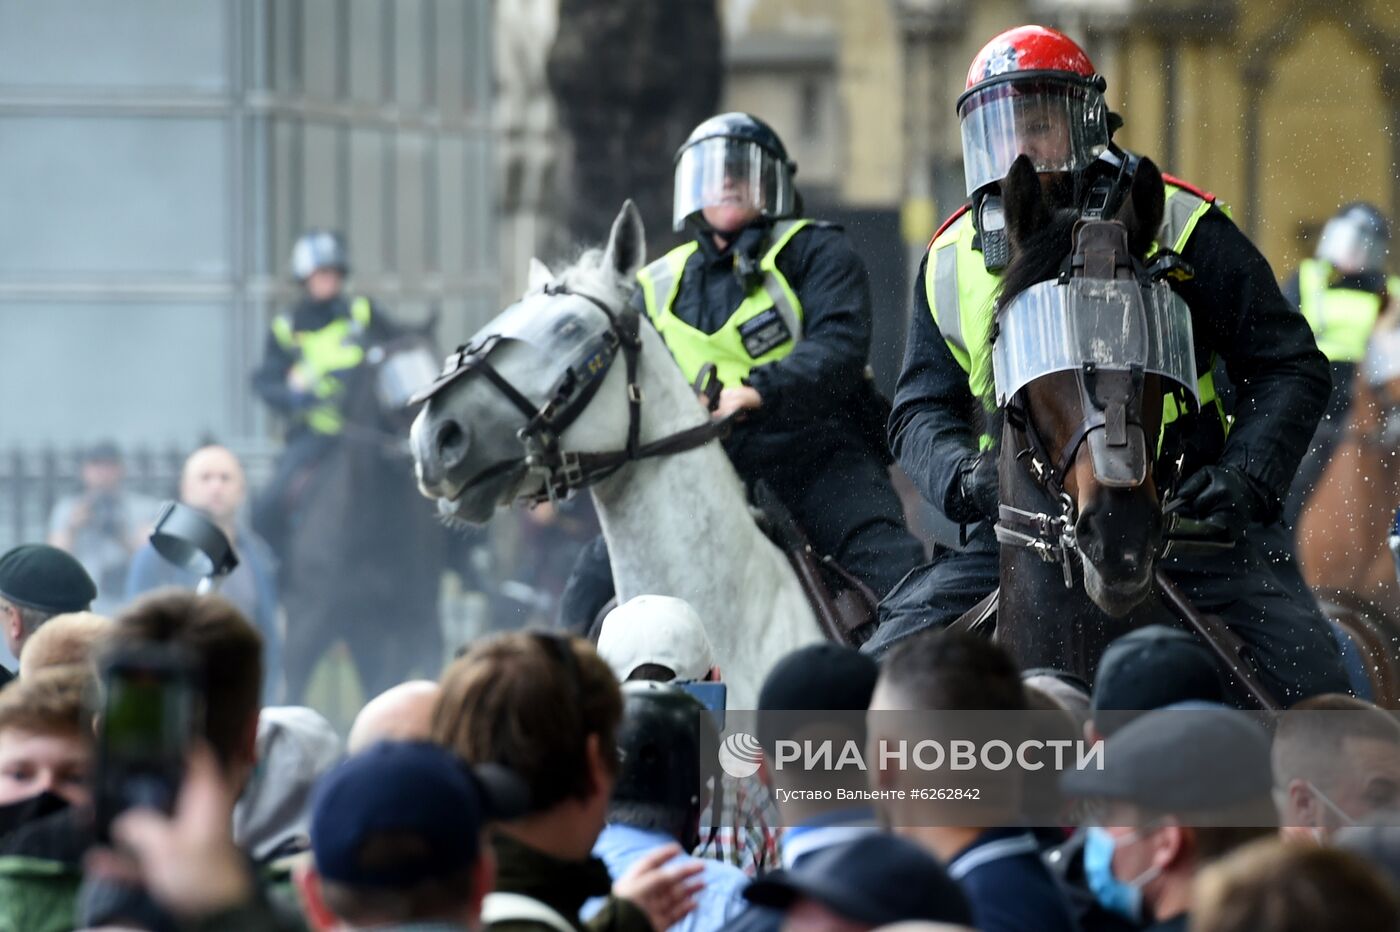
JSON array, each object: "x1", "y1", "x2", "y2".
[
  {"x1": 126, "y1": 444, "x2": 282, "y2": 701},
  {"x1": 250, "y1": 231, "x2": 449, "y2": 710},
  {"x1": 46, "y1": 443, "x2": 159, "y2": 614},
  {"x1": 1282, "y1": 202, "x2": 1398, "y2": 526},
  {"x1": 250, "y1": 230, "x2": 397, "y2": 562}
]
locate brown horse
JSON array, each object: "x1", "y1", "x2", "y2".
[
  {"x1": 989, "y1": 153, "x2": 1177, "y2": 678},
  {"x1": 1297, "y1": 311, "x2": 1400, "y2": 705},
  {"x1": 1296, "y1": 361, "x2": 1400, "y2": 613}
]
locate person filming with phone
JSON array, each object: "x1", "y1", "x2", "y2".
[{"x1": 0, "y1": 590, "x2": 270, "y2": 932}]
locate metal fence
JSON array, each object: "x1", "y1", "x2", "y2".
[{"x1": 0, "y1": 441, "x2": 281, "y2": 551}]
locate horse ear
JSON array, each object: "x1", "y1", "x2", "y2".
[
  {"x1": 527, "y1": 257, "x2": 554, "y2": 292},
  {"x1": 604, "y1": 199, "x2": 647, "y2": 281},
  {"x1": 1119, "y1": 157, "x2": 1166, "y2": 257},
  {"x1": 1001, "y1": 155, "x2": 1051, "y2": 248}
]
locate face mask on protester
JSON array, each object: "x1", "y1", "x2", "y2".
[{"x1": 1083, "y1": 825, "x2": 1164, "y2": 922}]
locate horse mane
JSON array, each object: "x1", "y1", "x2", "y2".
[
  {"x1": 554, "y1": 246, "x2": 638, "y2": 312},
  {"x1": 992, "y1": 209, "x2": 1080, "y2": 319}
]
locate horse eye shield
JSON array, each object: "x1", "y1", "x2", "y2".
[
  {"x1": 994, "y1": 278, "x2": 1199, "y2": 487},
  {"x1": 993, "y1": 278, "x2": 1198, "y2": 407}
]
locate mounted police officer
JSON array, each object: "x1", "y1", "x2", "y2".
[
  {"x1": 559, "y1": 113, "x2": 924, "y2": 633},
  {"x1": 1281, "y1": 203, "x2": 1398, "y2": 525},
  {"x1": 865, "y1": 25, "x2": 1349, "y2": 704},
  {"x1": 251, "y1": 230, "x2": 400, "y2": 559}
]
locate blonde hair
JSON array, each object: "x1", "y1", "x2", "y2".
[
  {"x1": 18, "y1": 612, "x2": 111, "y2": 679},
  {"x1": 1192, "y1": 837, "x2": 1399, "y2": 932},
  {"x1": 0, "y1": 665, "x2": 94, "y2": 739}
]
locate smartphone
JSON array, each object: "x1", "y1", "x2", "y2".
[
  {"x1": 679, "y1": 681, "x2": 727, "y2": 731},
  {"x1": 93, "y1": 643, "x2": 203, "y2": 843}
]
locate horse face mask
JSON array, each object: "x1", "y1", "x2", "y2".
[{"x1": 992, "y1": 222, "x2": 1198, "y2": 487}]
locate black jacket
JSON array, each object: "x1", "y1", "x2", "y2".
[
  {"x1": 891, "y1": 197, "x2": 1331, "y2": 534},
  {"x1": 250, "y1": 294, "x2": 398, "y2": 421},
  {"x1": 630, "y1": 221, "x2": 887, "y2": 480},
  {"x1": 488, "y1": 832, "x2": 651, "y2": 932}
]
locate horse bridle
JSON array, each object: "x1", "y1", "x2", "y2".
[
  {"x1": 413, "y1": 283, "x2": 732, "y2": 506},
  {"x1": 993, "y1": 224, "x2": 1199, "y2": 584}
]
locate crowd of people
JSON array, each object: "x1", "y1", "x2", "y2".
[
  {"x1": 5, "y1": 12, "x2": 1400, "y2": 931},
  {"x1": 0, "y1": 574, "x2": 1398, "y2": 931}
]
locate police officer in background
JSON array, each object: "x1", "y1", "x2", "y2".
[
  {"x1": 1280, "y1": 203, "x2": 1398, "y2": 525},
  {"x1": 865, "y1": 26, "x2": 1348, "y2": 704},
  {"x1": 559, "y1": 113, "x2": 924, "y2": 633},
  {"x1": 251, "y1": 230, "x2": 399, "y2": 558}
]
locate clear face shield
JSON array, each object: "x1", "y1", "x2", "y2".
[
  {"x1": 672, "y1": 137, "x2": 795, "y2": 232},
  {"x1": 1317, "y1": 214, "x2": 1391, "y2": 276},
  {"x1": 958, "y1": 80, "x2": 1109, "y2": 196}
]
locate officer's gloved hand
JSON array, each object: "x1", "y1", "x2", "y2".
[
  {"x1": 950, "y1": 452, "x2": 1000, "y2": 525},
  {"x1": 1168, "y1": 465, "x2": 1273, "y2": 540}
]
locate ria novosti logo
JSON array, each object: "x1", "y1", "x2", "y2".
[{"x1": 717, "y1": 732, "x2": 763, "y2": 778}]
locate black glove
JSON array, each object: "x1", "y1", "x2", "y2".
[
  {"x1": 1168, "y1": 465, "x2": 1273, "y2": 539},
  {"x1": 950, "y1": 452, "x2": 1000, "y2": 524}
]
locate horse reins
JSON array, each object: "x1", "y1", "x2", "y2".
[{"x1": 425, "y1": 284, "x2": 734, "y2": 505}]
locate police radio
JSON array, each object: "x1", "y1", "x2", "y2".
[{"x1": 975, "y1": 191, "x2": 1010, "y2": 273}]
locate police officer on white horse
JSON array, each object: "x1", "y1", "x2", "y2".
[{"x1": 560, "y1": 113, "x2": 924, "y2": 633}]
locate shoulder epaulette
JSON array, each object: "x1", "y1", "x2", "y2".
[
  {"x1": 929, "y1": 203, "x2": 972, "y2": 249},
  {"x1": 1161, "y1": 173, "x2": 1217, "y2": 204}
]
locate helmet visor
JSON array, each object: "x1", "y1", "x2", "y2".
[
  {"x1": 673, "y1": 137, "x2": 794, "y2": 231},
  {"x1": 1317, "y1": 215, "x2": 1390, "y2": 275},
  {"x1": 959, "y1": 80, "x2": 1108, "y2": 196}
]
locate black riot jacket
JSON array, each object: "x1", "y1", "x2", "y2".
[
  {"x1": 628, "y1": 221, "x2": 888, "y2": 481},
  {"x1": 891, "y1": 195, "x2": 1331, "y2": 538},
  {"x1": 250, "y1": 293, "x2": 399, "y2": 422}
]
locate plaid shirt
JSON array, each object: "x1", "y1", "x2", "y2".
[{"x1": 695, "y1": 772, "x2": 783, "y2": 877}]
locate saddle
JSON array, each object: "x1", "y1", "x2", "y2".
[
  {"x1": 751, "y1": 480, "x2": 879, "y2": 649},
  {"x1": 691, "y1": 363, "x2": 878, "y2": 648}
]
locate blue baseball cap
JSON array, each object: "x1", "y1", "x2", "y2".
[{"x1": 310, "y1": 741, "x2": 528, "y2": 887}]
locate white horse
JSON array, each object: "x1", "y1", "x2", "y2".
[{"x1": 410, "y1": 202, "x2": 822, "y2": 706}]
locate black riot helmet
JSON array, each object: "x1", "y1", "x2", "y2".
[
  {"x1": 672, "y1": 112, "x2": 797, "y2": 232},
  {"x1": 1316, "y1": 203, "x2": 1392, "y2": 276},
  {"x1": 612, "y1": 682, "x2": 719, "y2": 850},
  {"x1": 291, "y1": 228, "x2": 350, "y2": 281}
]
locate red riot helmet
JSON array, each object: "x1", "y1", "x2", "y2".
[{"x1": 957, "y1": 25, "x2": 1110, "y2": 197}]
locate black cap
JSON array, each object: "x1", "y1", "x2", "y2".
[
  {"x1": 0, "y1": 544, "x2": 97, "y2": 614},
  {"x1": 744, "y1": 834, "x2": 973, "y2": 926},
  {"x1": 1092, "y1": 625, "x2": 1226, "y2": 734},
  {"x1": 759, "y1": 643, "x2": 878, "y2": 712},
  {"x1": 1061, "y1": 703, "x2": 1273, "y2": 813}
]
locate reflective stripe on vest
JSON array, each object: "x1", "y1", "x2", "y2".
[
  {"x1": 1298, "y1": 258, "x2": 1393, "y2": 363},
  {"x1": 926, "y1": 183, "x2": 1227, "y2": 444},
  {"x1": 270, "y1": 296, "x2": 372, "y2": 434},
  {"x1": 637, "y1": 219, "x2": 809, "y2": 388}
]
